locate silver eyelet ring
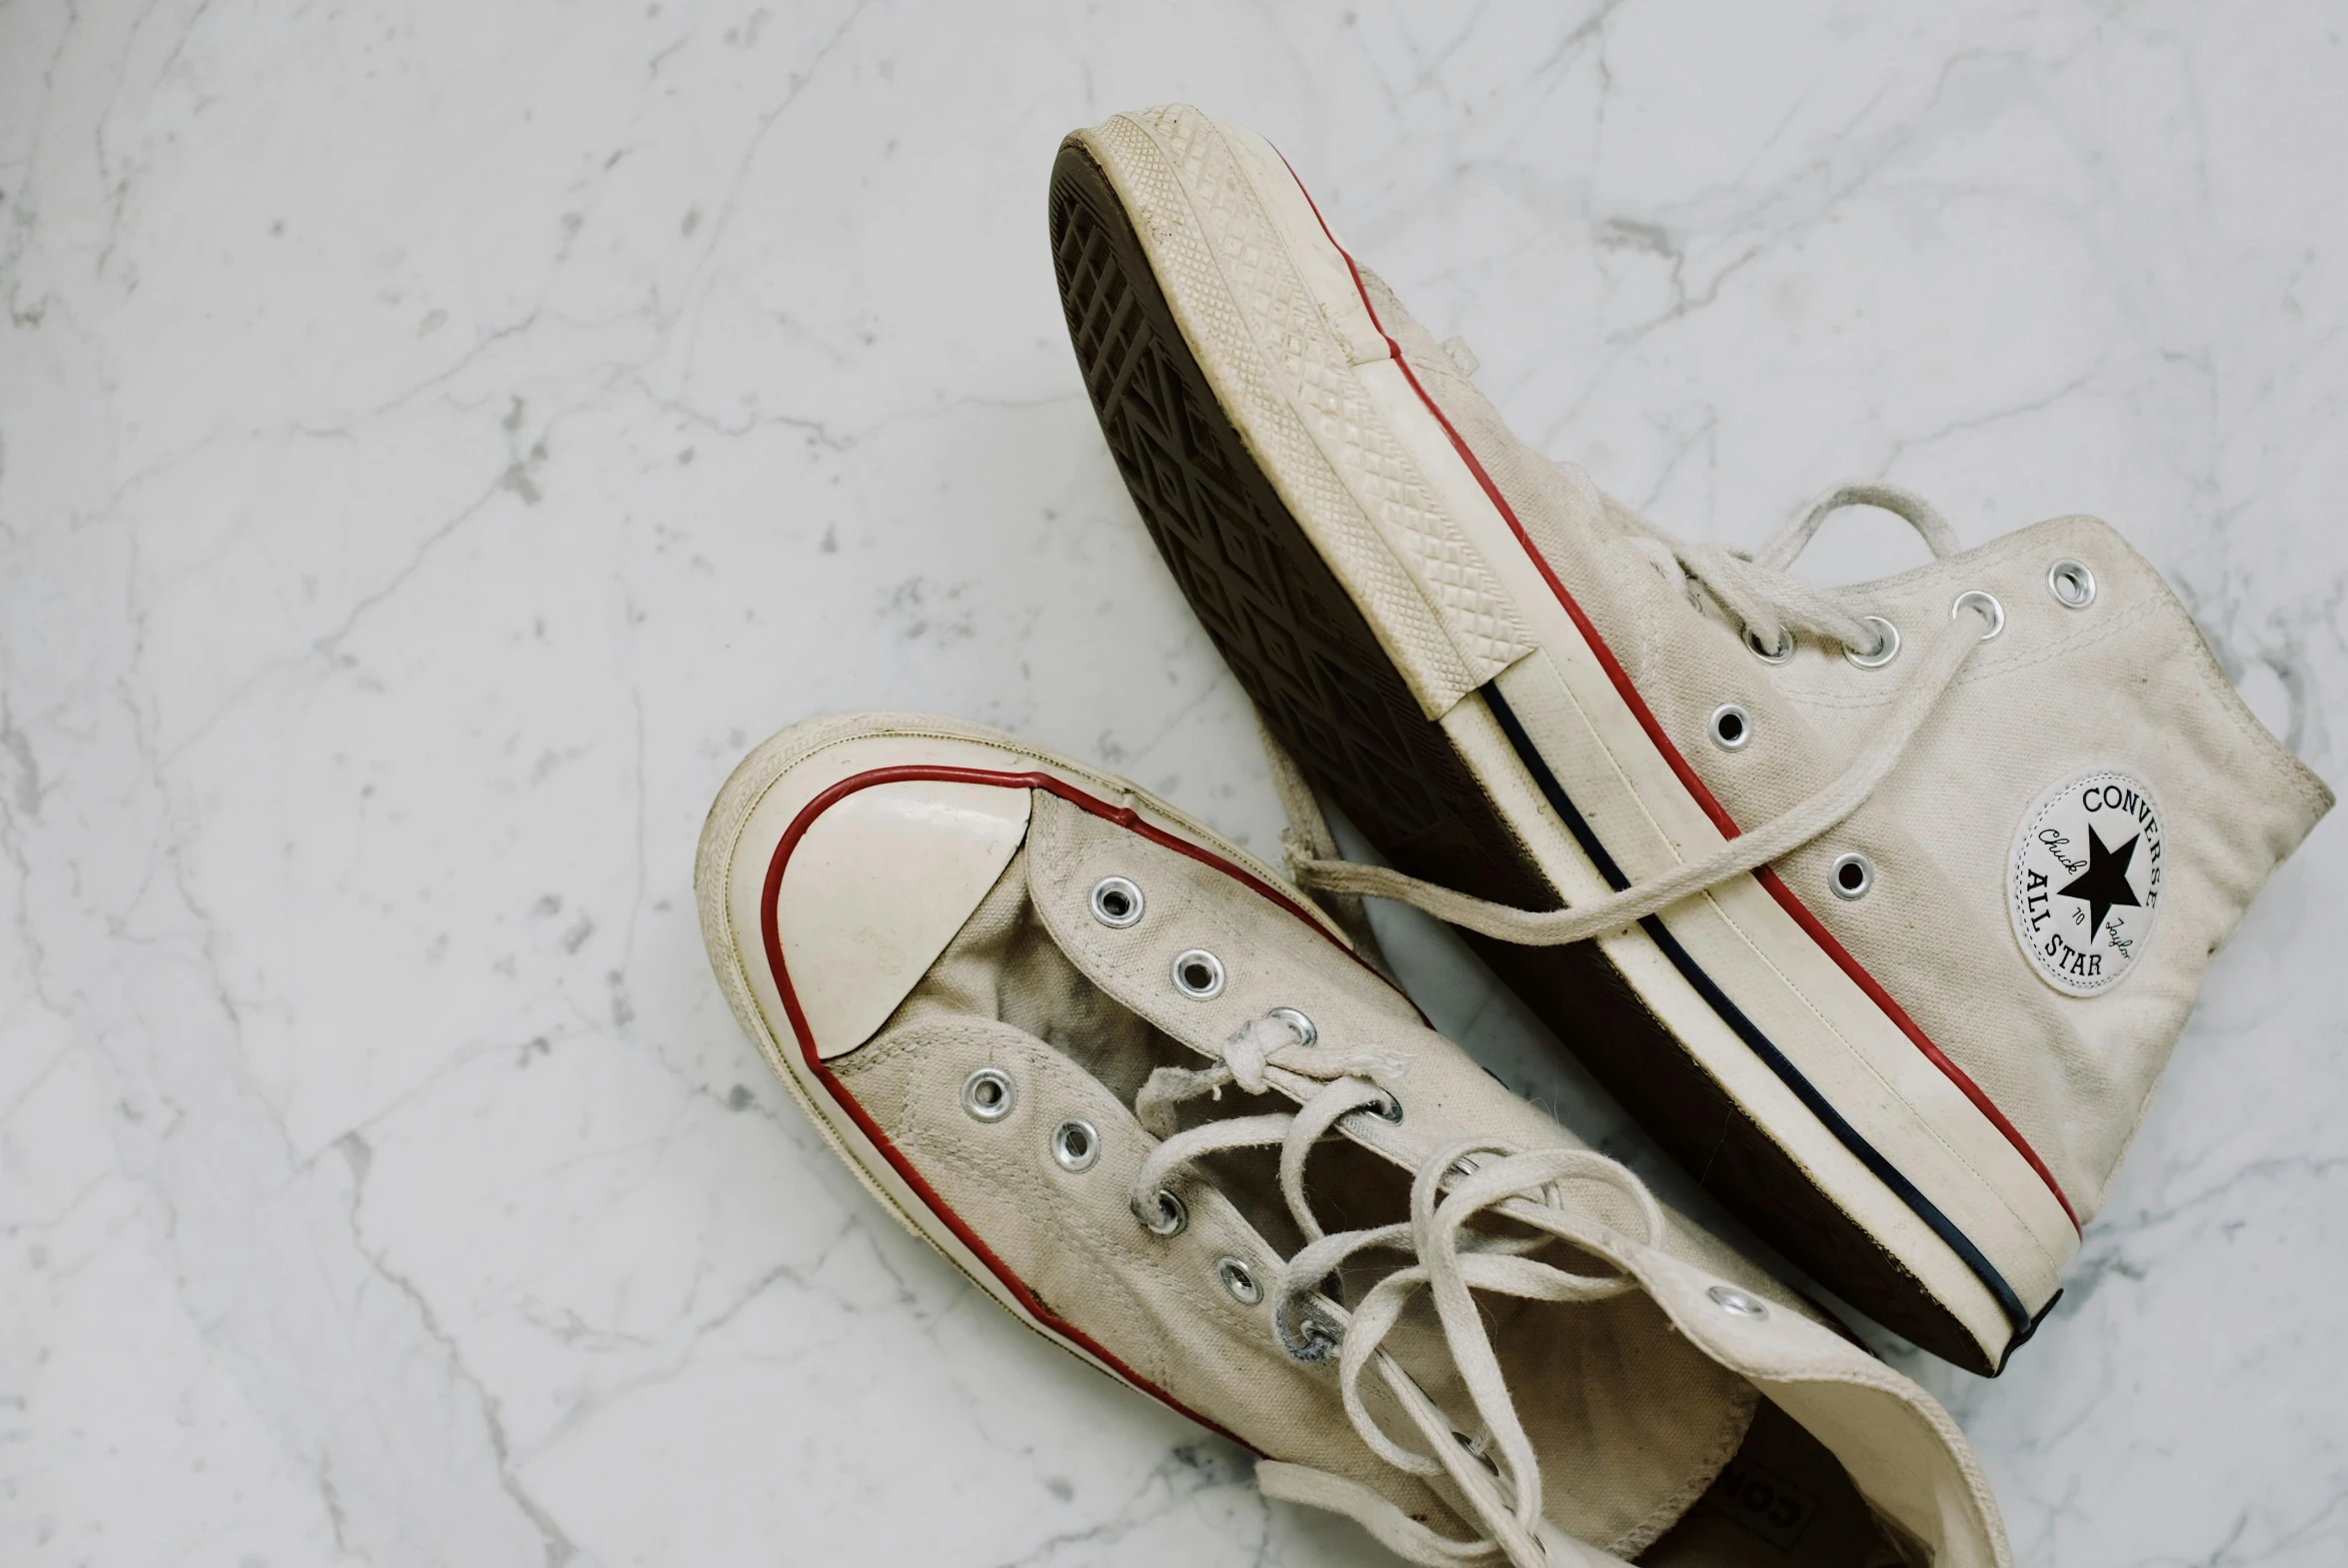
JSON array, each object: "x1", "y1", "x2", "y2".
[
  {"x1": 1828, "y1": 851, "x2": 1874, "y2": 901},
  {"x1": 1277, "y1": 1300, "x2": 1342, "y2": 1362},
  {"x1": 1265, "y1": 1006, "x2": 1316, "y2": 1047},
  {"x1": 1172, "y1": 948, "x2": 1225, "y2": 999},
  {"x1": 1744, "y1": 625, "x2": 1794, "y2": 665},
  {"x1": 1707, "y1": 1284, "x2": 1769, "y2": 1319},
  {"x1": 1843, "y1": 616, "x2": 1901, "y2": 670},
  {"x1": 1089, "y1": 875, "x2": 1145, "y2": 928},
  {"x1": 1051, "y1": 1118, "x2": 1100, "y2": 1172},
  {"x1": 1216, "y1": 1257, "x2": 1263, "y2": 1305},
  {"x1": 1453, "y1": 1431, "x2": 1502, "y2": 1476},
  {"x1": 961, "y1": 1067, "x2": 1016, "y2": 1123},
  {"x1": 1364, "y1": 1091, "x2": 1403, "y2": 1125},
  {"x1": 1951, "y1": 590, "x2": 2004, "y2": 640},
  {"x1": 1707, "y1": 703, "x2": 1753, "y2": 752},
  {"x1": 2048, "y1": 559, "x2": 2095, "y2": 610},
  {"x1": 1136, "y1": 1187, "x2": 1187, "y2": 1236}
]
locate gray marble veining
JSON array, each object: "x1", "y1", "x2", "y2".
[{"x1": 2, "y1": 4, "x2": 2340, "y2": 1564}]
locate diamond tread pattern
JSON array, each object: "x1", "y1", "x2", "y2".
[{"x1": 1047, "y1": 139, "x2": 1989, "y2": 1374}]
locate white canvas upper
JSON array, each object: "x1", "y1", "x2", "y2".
[
  {"x1": 1060, "y1": 104, "x2": 2332, "y2": 1372},
  {"x1": 695, "y1": 711, "x2": 2013, "y2": 1567}
]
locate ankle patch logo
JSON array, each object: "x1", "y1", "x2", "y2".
[{"x1": 2009, "y1": 771, "x2": 2164, "y2": 995}]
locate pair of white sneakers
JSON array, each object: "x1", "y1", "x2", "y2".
[{"x1": 694, "y1": 108, "x2": 2329, "y2": 1566}]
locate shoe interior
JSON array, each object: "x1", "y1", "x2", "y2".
[
  {"x1": 883, "y1": 842, "x2": 1195, "y2": 1104},
  {"x1": 881, "y1": 836, "x2": 1906, "y2": 1564},
  {"x1": 1639, "y1": 1396, "x2": 1908, "y2": 1567}
]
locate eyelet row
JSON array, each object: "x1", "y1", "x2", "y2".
[
  {"x1": 1739, "y1": 552, "x2": 2095, "y2": 679},
  {"x1": 1743, "y1": 587, "x2": 2013, "y2": 674},
  {"x1": 957, "y1": 1064, "x2": 1270, "y2": 1306},
  {"x1": 963, "y1": 1070, "x2": 1103, "y2": 1169},
  {"x1": 1710, "y1": 568, "x2": 2098, "y2": 904},
  {"x1": 1086, "y1": 872, "x2": 1392, "y2": 1117},
  {"x1": 959, "y1": 1061, "x2": 1186, "y2": 1239},
  {"x1": 1074, "y1": 874, "x2": 1386, "y2": 1306},
  {"x1": 1711, "y1": 722, "x2": 1884, "y2": 900},
  {"x1": 1748, "y1": 556, "x2": 2094, "y2": 676},
  {"x1": 1089, "y1": 876, "x2": 1235, "y2": 1001}
]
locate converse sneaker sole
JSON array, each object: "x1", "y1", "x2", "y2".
[{"x1": 1049, "y1": 109, "x2": 2076, "y2": 1374}]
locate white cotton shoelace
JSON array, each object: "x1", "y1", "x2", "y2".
[
  {"x1": 1285, "y1": 484, "x2": 1996, "y2": 948},
  {"x1": 1137, "y1": 1015, "x2": 1663, "y2": 1567}
]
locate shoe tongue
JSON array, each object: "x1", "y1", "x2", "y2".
[{"x1": 887, "y1": 841, "x2": 1181, "y2": 1108}]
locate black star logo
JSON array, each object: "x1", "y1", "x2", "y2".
[{"x1": 2058, "y1": 826, "x2": 2142, "y2": 942}]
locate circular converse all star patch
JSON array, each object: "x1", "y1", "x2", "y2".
[{"x1": 2009, "y1": 771, "x2": 2164, "y2": 995}]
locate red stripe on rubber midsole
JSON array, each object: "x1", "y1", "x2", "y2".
[{"x1": 1275, "y1": 155, "x2": 2079, "y2": 1234}]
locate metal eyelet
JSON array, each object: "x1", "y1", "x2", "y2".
[
  {"x1": 1707, "y1": 1284, "x2": 1770, "y2": 1319},
  {"x1": 1828, "y1": 852, "x2": 1874, "y2": 900},
  {"x1": 1265, "y1": 1007, "x2": 1316, "y2": 1047},
  {"x1": 1951, "y1": 590, "x2": 2004, "y2": 640},
  {"x1": 1453, "y1": 1431, "x2": 1502, "y2": 1476},
  {"x1": 961, "y1": 1067, "x2": 1016, "y2": 1122},
  {"x1": 1172, "y1": 949, "x2": 1225, "y2": 999},
  {"x1": 1277, "y1": 1299, "x2": 1342, "y2": 1362},
  {"x1": 1136, "y1": 1187, "x2": 1187, "y2": 1236},
  {"x1": 1744, "y1": 625, "x2": 1794, "y2": 664},
  {"x1": 1843, "y1": 616, "x2": 1901, "y2": 670},
  {"x1": 1364, "y1": 1091, "x2": 1403, "y2": 1125},
  {"x1": 1089, "y1": 875, "x2": 1145, "y2": 928},
  {"x1": 1217, "y1": 1257, "x2": 1263, "y2": 1305},
  {"x1": 2048, "y1": 559, "x2": 2095, "y2": 610},
  {"x1": 1051, "y1": 1118, "x2": 1100, "y2": 1172},
  {"x1": 1707, "y1": 703, "x2": 1753, "y2": 752}
]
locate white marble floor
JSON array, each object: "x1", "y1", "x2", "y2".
[{"x1": 3, "y1": 4, "x2": 2342, "y2": 1565}]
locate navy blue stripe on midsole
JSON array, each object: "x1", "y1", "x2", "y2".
[{"x1": 1478, "y1": 684, "x2": 2030, "y2": 1342}]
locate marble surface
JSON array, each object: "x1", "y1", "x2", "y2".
[{"x1": 3, "y1": 3, "x2": 2342, "y2": 1564}]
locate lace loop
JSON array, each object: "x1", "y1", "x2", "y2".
[
  {"x1": 1144, "y1": 1032, "x2": 1666, "y2": 1567},
  {"x1": 1635, "y1": 480, "x2": 1962, "y2": 656},
  {"x1": 1762, "y1": 481, "x2": 1962, "y2": 572}
]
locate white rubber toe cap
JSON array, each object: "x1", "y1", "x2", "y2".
[
  {"x1": 702, "y1": 714, "x2": 1311, "y2": 1077},
  {"x1": 773, "y1": 778, "x2": 1032, "y2": 1058}
]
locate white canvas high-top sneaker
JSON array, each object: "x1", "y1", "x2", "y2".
[
  {"x1": 696, "y1": 712, "x2": 2012, "y2": 1567},
  {"x1": 1048, "y1": 106, "x2": 2331, "y2": 1374}
]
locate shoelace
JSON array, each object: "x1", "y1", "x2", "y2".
[
  {"x1": 1137, "y1": 1014, "x2": 1663, "y2": 1567},
  {"x1": 1286, "y1": 483, "x2": 1995, "y2": 948}
]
